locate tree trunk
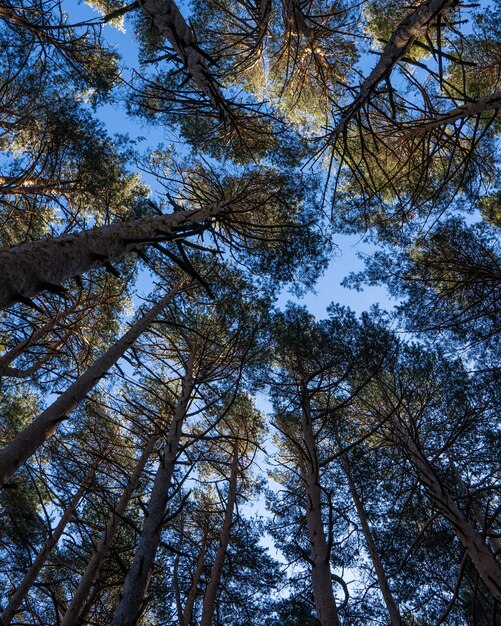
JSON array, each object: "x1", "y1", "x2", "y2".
[
  {"x1": 332, "y1": 0, "x2": 456, "y2": 139},
  {"x1": 393, "y1": 418, "x2": 501, "y2": 602},
  {"x1": 182, "y1": 528, "x2": 209, "y2": 626},
  {"x1": 0, "y1": 203, "x2": 222, "y2": 309},
  {"x1": 447, "y1": 456, "x2": 501, "y2": 563},
  {"x1": 340, "y1": 454, "x2": 403, "y2": 626},
  {"x1": 0, "y1": 462, "x2": 97, "y2": 625},
  {"x1": 407, "y1": 91, "x2": 501, "y2": 136},
  {"x1": 138, "y1": 0, "x2": 227, "y2": 116},
  {"x1": 300, "y1": 387, "x2": 340, "y2": 626},
  {"x1": 200, "y1": 444, "x2": 239, "y2": 626},
  {"x1": 60, "y1": 433, "x2": 160, "y2": 626},
  {"x1": 0, "y1": 280, "x2": 185, "y2": 487},
  {"x1": 110, "y1": 358, "x2": 195, "y2": 626}
]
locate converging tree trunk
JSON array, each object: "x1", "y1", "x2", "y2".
[
  {"x1": 332, "y1": 0, "x2": 456, "y2": 139},
  {"x1": 182, "y1": 528, "x2": 209, "y2": 626},
  {"x1": 60, "y1": 433, "x2": 160, "y2": 626},
  {"x1": 300, "y1": 386, "x2": 340, "y2": 626},
  {"x1": 393, "y1": 417, "x2": 501, "y2": 603},
  {"x1": 1, "y1": 461, "x2": 97, "y2": 625},
  {"x1": 0, "y1": 204, "x2": 222, "y2": 309},
  {"x1": 0, "y1": 281, "x2": 185, "y2": 487},
  {"x1": 138, "y1": 0, "x2": 228, "y2": 116},
  {"x1": 200, "y1": 443, "x2": 239, "y2": 626},
  {"x1": 340, "y1": 454, "x2": 404, "y2": 626},
  {"x1": 110, "y1": 355, "x2": 195, "y2": 626}
]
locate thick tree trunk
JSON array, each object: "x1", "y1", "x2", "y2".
[
  {"x1": 394, "y1": 418, "x2": 501, "y2": 602},
  {"x1": 182, "y1": 529, "x2": 209, "y2": 626},
  {"x1": 138, "y1": 0, "x2": 227, "y2": 116},
  {"x1": 332, "y1": 0, "x2": 456, "y2": 138},
  {"x1": 340, "y1": 454, "x2": 403, "y2": 626},
  {"x1": 0, "y1": 462, "x2": 97, "y2": 625},
  {"x1": 60, "y1": 433, "x2": 159, "y2": 626},
  {"x1": 407, "y1": 91, "x2": 501, "y2": 135},
  {"x1": 110, "y1": 359, "x2": 195, "y2": 626},
  {"x1": 300, "y1": 387, "x2": 340, "y2": 626},
  {"x1": 0, "y1": 281, "x2": 185, "y2": 487},
  {"x1": 0, "y1": 203, "x2": 222, "y2": 309},
  {"x1": 200, "y1": 444, "x2": 239, "y2": 626}
]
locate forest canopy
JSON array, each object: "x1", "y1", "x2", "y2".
[{"x1": 0, "y1": 0, "x2": 499, "y2": 624}]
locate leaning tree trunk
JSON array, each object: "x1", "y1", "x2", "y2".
[
  {"x1": 340, "y1": 454, "x2": 404, "y2": 626},
  {"x1": 1, "y1": 461, "x2": 97, "y2": 625},
  {"x1": 200, "y1": 443, "x2": 239, "y2": 626},
  {"x1": 300, "y1": 387, "x2": 340, "y2": 626},
  {"x1": 332, "y1": 0, "x2": 456, "y2": 139},
  {"x1": 393, "y1": 417, "x2": 501, "y2": 603},
  {"x1": 110, "y1": 356, "x2": 195, "y2": 626},
  {"x1": 0, "y1": 203, "x2": 222, "y2": 309},
  {"x1": 447, "y1": 456, "x2": 501, "y2": 563},
  {"x1": 138, "y1": 0, "x2": 228, "y2": 117},
  {"x1": 0, "y1": 280, "x2": 186, "y2": 487},
  {"x1": 60, "y1": 433, "x2": 160, "y2": 626}
]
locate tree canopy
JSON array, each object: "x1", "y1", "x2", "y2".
[{"x1": 0, "y1": 0, "x2": 499, "y2": 624}]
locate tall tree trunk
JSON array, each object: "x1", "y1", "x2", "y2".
[
  {"x1": 393, "y1": 417, "x2": 501, "y2": 602},
  {"x1": 0, "y1": 280, "x2": 185, "y2": 487},
  {"x1": 340, "y1": 454, "x2": 403, "y2": 626},
  {"x1": 200, "y1": 443, "x2": 239, "y2": 626},
  {"x1": 110, "y1": 357, "x2": 195, "y2": 626},
  {"x1": 0, "y1": 462, "x2": 97, "y2": 625},
  {"x1": 447, "y1": 456, "x2": 501, "y2": 563},
  {"x1": 182, "y1": 528, "x2": 209, "y2": 626},
  {"x1": 0, "y1": 203, "x2": 222, "y2": 309},
  {"x1": 300, "y1": 387, "x2": 340, "y2": 626},
  {"x1": 60, "y1": 433, "x2": 160, "y2": 626},
  {"x1": 332, "y1": 0, "x2": 456, "y2": 139},
  {"x1": 138, "y1": 0, "x2": 227, "y2": 117}
]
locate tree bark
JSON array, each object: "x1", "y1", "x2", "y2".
[
  {"x1": 393, "y1": 417, "x2": 501, "y2": 602},
  {"x1": 138, "y1": 0, "x2": 227, "y2": 116},
  {"x1": 0, "y1": 462, "x2": 97, "y2": 625},
  {"x1": 182, "y1": 528, "x2": 209, "y2": 626},
  {"x1": 340, "y1": 454, "x2": 403, "y2": 626},
  {"x1": 0, "y1": 280, "x2": 185, "y2": 487},
  {"x1": 332, "y1": 0, "x2": 456, "y2": 139},
  {"x1": 300, "y1": 387, "x2": 340, "y2": 626},
  {"x1": 60, "y1": 433, "x2": 159, "y2": 626},
  {"x1": 200, "y1": 443, "x2": 239, "y2": 626},
  {"x1": 0, "y1": 203, "x2": 222, "y2": 310},
  {"x1": 110, "y1": 357, "x2": 195, "y2": 626}
]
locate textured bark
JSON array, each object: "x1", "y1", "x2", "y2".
[
  {"x1": 0, "y1": 462, "x2": 97, "y2": 625},
  {"x1": 332, "y1": 0, "x2": 456, "y2": 138},
  {"x1": 407, "y1": 91, "x2": 501, "y2": 135},
  {"x1": 0, "y1": 281, "x2": 184, "y2": 486},
  {"x1": 60, "y1": 434, "x2": 159, "y2": 626},
  {"x1": 300, "y1": 387, "x2": 340, "y2": 626},
  {"x1": 200, "y1": 444, "x2": 239, "y2": 626},
  {"x1": 139, "y1": 0, "x2": 227, "y2": 115},
  {"x1": 110, "y1": 359, "x2": 195, "y2": 626},
  {"x1": 394, "y1": 418, "x2": 501, "y2": 602},
  {"x1": 341, "y1": 454, "x2": 403, "y2": 626},
  {"x1": 182, "y1": 529, "x2": 209, "y2": 626},
  {"x1": 0, "y1": 203, "x2": 222, "y2": 309}
]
